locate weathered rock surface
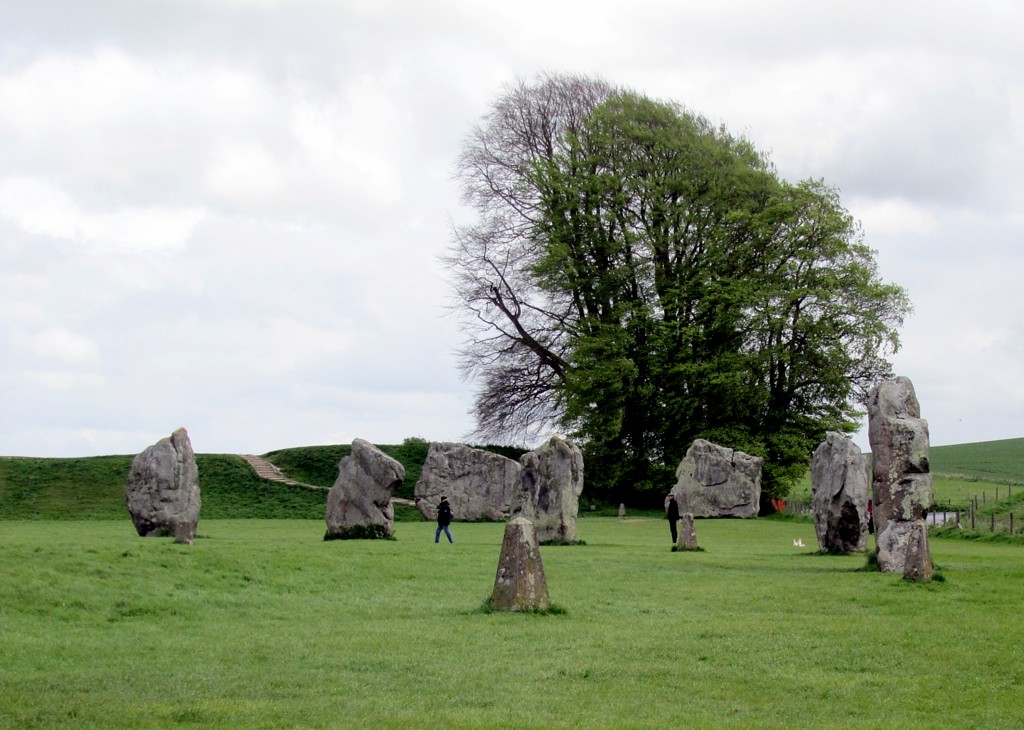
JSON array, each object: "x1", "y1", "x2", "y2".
[
  {"x1": 811, "y1": 432, "x2": 870, "y2": 553},
  {"x1": 125, "y1": 427, "x2": 201, "y2": 543},
  {"x1": 414, "y1": 442, "x2": 522, "y2": 521},
  {"x1": 902, "y1": 521, "x2": 934, "y2": 582},
  {"x1": 489, "y1": 517, "x2": 551, "y2": 611},
  {"x1": 514, "y1": 435, "x2": 584, "y2": 543},
  {"x1": 868, "y1": 376, "x2": 933, "y2": 575},
  {"x1": 671, "y1": 439, "x2": 762, "y2": 518},
  {"x1": 675, "y1": 513, "x2": 700, "y2": 551},
  {"x1": 325, "y1": 438, "x2": 404, "y2": 540}
]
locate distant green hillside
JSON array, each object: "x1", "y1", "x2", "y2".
[
  {"x1": 930, "y1": 438, "x2": 1024, "y2": 484},
  {"x1": 0, "y1": 440, "x2": 528, "y2": 521},
  {"x1": 264, "y1": 440, "x2": 526, "y2": 499},
  {"x1": 0, "y1": 454, "x2": 325, "y2": 521},
  {"x1": 770, "y1": 438, "x2": 1024, "y2": 508}
]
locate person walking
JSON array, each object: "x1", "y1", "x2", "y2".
[
  {"x1": 666, "y1": 493, "x2": 680, "y2": 544},
  {"x1": 435, "y1": 496, "x2": 454, "y2": 543}
]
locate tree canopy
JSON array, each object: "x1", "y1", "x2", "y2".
[{"x1": 447, "y1": 73, "x2": 910, "y2": 506}]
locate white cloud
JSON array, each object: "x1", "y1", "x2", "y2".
[
  {"x1": 1, "y1": 0, "x2": 1021, "y2": 459},
  {"x1": 23, "y1": 370, "x2": 106, "y2": 391},
  {"x1": 202, "y1": 143, "x2": 286, "y2": 205},
  {"x1": 848, "y1": 198, "x2": 938, "y2": 237},
  {"x1": 0, "y1": 176, "x2": 206, "y2": 252},
  {"x1": 28, "y1": 328, "x2": 100, "y2": 365}
]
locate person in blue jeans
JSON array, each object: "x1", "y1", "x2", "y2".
[{"x1": 435, "y1": 496, "x2": 454, "y2": 543}]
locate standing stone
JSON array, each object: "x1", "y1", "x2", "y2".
[
  {"x1": 811, "y1": 432, "x2": 870, "y2": 553},
  {"x1": 902, "y1": 521, "x2": 934, "y2": 582},
  {"x1": 414, "y1": 442, "x2": 522, "y2": 521},
  {"x1": 514, "y1": 435, "x2": 584, "y2": 544},
  {"x1": 618, "y1": 503, "x2": 626, "y2": 518},
  {"x1": 125, "y1": 427, "x2": 201, "y2": 543},
  {"x1": 671, "y1": 439, "x2": 762, "y2": 518},
  {"x1": 675, "y1": 513, "x2": 700, "y2": 551},
  {"x1": 868, "y1": 376, "x2": 932, "y2": 575},
  {"x1": 489, "y1": 517, "x2": 551, "y2": 611},
  {"x1": 325, "y1": 439, "x2": 404, "y2": 540}
]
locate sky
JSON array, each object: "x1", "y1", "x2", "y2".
[{"x1": 1, "y1": 0, "x2": 1021, "y2": 458}]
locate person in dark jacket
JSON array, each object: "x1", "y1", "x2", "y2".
[
  {"x1": 435, "y1": 496, "x2": 454, "y2": 543},
  {"x1": 666, "y1": 494, "x2": 680, "y2": 544}
]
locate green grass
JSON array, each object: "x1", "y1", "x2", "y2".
[
  {"x1": 0, "y1": 454, "x2": 326, "y2": 521},
  {"x1": 0, "y1": 455, "x2": 134, "y2": 519},
  {"x1": 262, "y1": 444, "x2": 352, "y2": 487},
  {"x1": 2, "y1": 517, "x2": 1023, "y2": 728},
  {"x1": 930, "y1": 438, "x2": 1024, "y2": 484}
]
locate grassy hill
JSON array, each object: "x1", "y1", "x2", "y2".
[
  {"x1": 764, "y1": 438, "x2": 1024, "y2": 506},
  {"x1": 0, "y1": 440, "x2": 528, "y2": 521},
  {"x1": 2, "y1": 438, "x2": 1020, "y2": 522},
  {"x1": 0, "y1": 454, "x2": 327, "y2": 521},
  {"x1": 930, "y1": 437, "x2": 1024, "y2": 484}
]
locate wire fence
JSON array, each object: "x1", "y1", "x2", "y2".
[{"x1": 782, "y1": 501, "x2": 1022, "y2": 535}]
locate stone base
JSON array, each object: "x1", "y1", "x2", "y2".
[{"x1": 323, "y1": 524, "x2": 395, "y2": 541}]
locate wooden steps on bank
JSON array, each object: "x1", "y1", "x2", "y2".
[
  {"x1": 238, "y1": 454, "x2": 325, "y2": 491},
  {"x1": 238, "y1": 453, "x2": 417, "y2": 506}
]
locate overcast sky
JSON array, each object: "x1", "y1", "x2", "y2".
[{"x1": 1, "y1": 0, "x2": 1021, "y2": 458}]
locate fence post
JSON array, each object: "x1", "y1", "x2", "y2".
[
  {"x1": 991, "y1": 513, "x2": 995, "y2": 532},
  {"x1": 1012, "y1": 513, "x2": 1015, "y2": 535},
  {"x1": 971, "y1": 504, "x2": 975, "y2": 530},
  {"x1": 955, "y1": 510, "x2": 960, "y2": 529}
]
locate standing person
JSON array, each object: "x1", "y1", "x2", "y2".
[
  {"x1": 435, "y1": 496, "x2": 454, "y2": 544},
  {"x1": 665, "y1": 493, "x2": 680, "y2": 544}
]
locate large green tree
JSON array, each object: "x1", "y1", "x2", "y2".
[{"x1": 447, "y1": 74, "x2": 909, "y2": 506}]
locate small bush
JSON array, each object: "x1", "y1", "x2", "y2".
[{"x1": 857, "y1": 549, "x2": 881, "y2": 572}]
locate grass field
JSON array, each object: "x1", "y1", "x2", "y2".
[
  {"x1": 930, "y1": 438, "x2": 1024, "y2": 484},
  {"x1": 3, "y1": 517, "x2": 1024, "y2": 729}
]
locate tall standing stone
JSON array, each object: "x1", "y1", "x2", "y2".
[
  {"x1": 325, "y1": 438, "x2": 404, "y2": 540},
  {"x1": 868, "y1": 376, "x2": 932, "y2": 575},
  {"x1": 414, "y1": 442, "x2": 522, "y2": 521},
  {"x1": 125, "y1": 427, "x2": 201, "y2": 544},
  {"x1": 514, "y1": 435, "x2": 584, "y2": 544},
  {"x1": 811, "y1": 432, "x2": 870, "y2": 553},
  {"x1": 489, "y1": 517, "x2": 551, "y2": 611},
  {"x1": 671, "y1": 439, "x2": 762, "y2": 518}
]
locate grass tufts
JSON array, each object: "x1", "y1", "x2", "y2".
[
  {"x1": 539, "y1": 539, "x2": 587, "y2": 546},
  {"x1": 323, "y1": 524, "x2": 395, "y2": 541},
  {"x1": 477, "y1": 597, "x2": 568, "y2": 615}
]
